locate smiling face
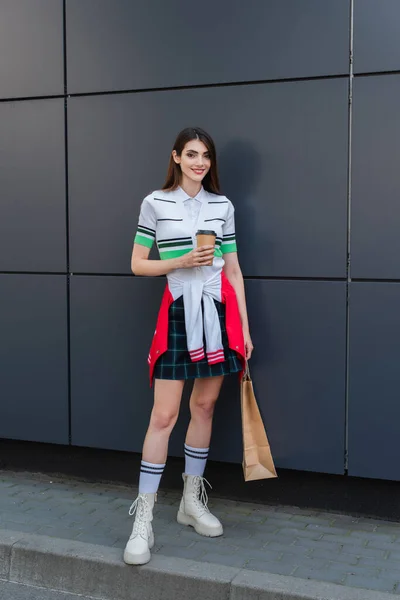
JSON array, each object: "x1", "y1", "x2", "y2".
[
  {"x1": 172, "y1": 139, "x2": 211, "y2": 188},
  {"x1": 163, "y1": 127, "x2": 220, "y2": 195}
]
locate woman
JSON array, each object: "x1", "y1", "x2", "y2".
[{"x1": 124, "y1": 127, "x2": 253, "y2": 565}]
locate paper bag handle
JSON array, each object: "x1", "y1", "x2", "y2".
[{"x1": 243, "y1": 361, "x2": 251, "y2": 382}]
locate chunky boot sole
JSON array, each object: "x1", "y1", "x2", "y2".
[
  {"x1": 123, "y1": 532, "x2": 154, "y2": 565},
  {"x1": 177, "y1": 511, "x2": 223, "y2": 537},
  {"x1": 123, "y1": 547, "x2": 151, "y2": 565}
]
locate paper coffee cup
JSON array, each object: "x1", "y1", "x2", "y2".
[{"x1": 196, "y1": 229, "x2": 216, "y2": 266}]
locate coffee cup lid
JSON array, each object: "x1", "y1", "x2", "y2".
[{"x1": 196, "y1": 229, "x2": 216, "y2": 236}]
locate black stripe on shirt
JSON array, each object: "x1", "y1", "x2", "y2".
[
  {"x1": 158, "y1": 236, "x2": 192, "y2": 243},
  {"x1": 153, "y1": 197, "x2": 176, "y2": 204},
  {"x1": 138, "y1": 224, "x2": 156, "y2": 234}
]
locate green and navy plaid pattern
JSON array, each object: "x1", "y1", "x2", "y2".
[{"x1": 153, "y1": 296, "x2": 242, "y2": 380}]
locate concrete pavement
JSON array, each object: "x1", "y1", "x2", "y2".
[
  {"x1": 1, "y1": 469, "x2": 400, "y2": 598},
  {"x1": 0, "y1": 580, "x2": 100, "y2": 600}
]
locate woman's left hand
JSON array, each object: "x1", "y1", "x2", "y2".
[{"x1": 243, "y1": 331, "x2": 254, "y2": 360}]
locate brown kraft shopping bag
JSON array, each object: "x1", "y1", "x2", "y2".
[{"x1": 240, "y1": 365, "x2": 277, "y2": 482}]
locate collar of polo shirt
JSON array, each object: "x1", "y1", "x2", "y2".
[{"x1": 176, "y1": 186, "x2": 206, "y2": 203}]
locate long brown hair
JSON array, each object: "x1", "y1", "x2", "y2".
[{"x1": 162, "y1": 127, "x2": 221, "y2": 194}]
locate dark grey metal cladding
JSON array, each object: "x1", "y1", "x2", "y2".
[
  {"x1": 241, "y1": 279, "x2": 347, "y2": 473},
  {"x1": 69, "y1": 275, "x2": 165, "y2": 450},
  {"x1": 351, "y1": 75, "x2": 400, "y2": 279},
  {"x1": 0, "y1": 275, "x2": 69, "y2": 444},
  {"x1": 0, "y1": 99, "x2": 67, "y2": 272},
  {"x1": 208, "y1": 374, "x2": 242, "y2": 463},
  {"x1": 0, "y1": 0, "x2": 63, "y2": 99},
  {"x1": 66, "y1": 0, "x2": 350, "y2": 94},
  {"x1": 68, "y1": 79, "x2": 348, "y2": 277},
  {"x1": 354, "y1": 0, "x2": 400, "y2": 74},
  {"x1": 219, "y1": 79, "x2": 349, "y2": 278},
  {"x1": 348, "y1": 283, "x2": 400, "y2": 480}
]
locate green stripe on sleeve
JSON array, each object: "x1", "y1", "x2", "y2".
[
  {"x1": 221, "y1": 242, "x2": 237, "y2": 254},
  {"x1": 134, "y1": 233, "x2": 154, "y2": 248}
]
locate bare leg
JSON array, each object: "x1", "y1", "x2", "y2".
[
  {"x1": 185, "y1": 376, "x2": 224, "y2": 448},
  {"x1": 142, "y1": 379, "x2": 185, "y2": 464}
]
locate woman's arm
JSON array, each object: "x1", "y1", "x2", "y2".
[
  {"x1": 131, "y1": 243, "x2": 215, "y2": 276},
  {"x1": 223, "y1": 252, "x2": 254, "y2": 360}
]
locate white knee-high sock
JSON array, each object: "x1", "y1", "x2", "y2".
[
  {"x1": 184, "y1": 444, "x2": 209, "y2": 477},
  {"x1": 138, "y1": 460, "x2": 165, "y2": 494}
]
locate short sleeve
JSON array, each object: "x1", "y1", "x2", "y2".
[
  {"x1": 221, "y1": 200, "x2": 237, "y2": 254},
  {"x1": 134, "y1": 196, "x2": 156, "y2": 249}
]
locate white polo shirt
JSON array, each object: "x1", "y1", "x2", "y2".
[{"x1": 134, "y1": 186, "x2": 237, "y2": 270}]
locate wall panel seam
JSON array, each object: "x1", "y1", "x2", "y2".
[
  {"x1": 63, "y1": 0, "x2": 72, "y2": 445},
  {"x1": 344, "y1": 0, "x2": 354, "y2": 474}
]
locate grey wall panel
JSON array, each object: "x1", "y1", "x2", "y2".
[
  {"x1": 354, "y1": 0, "x2": 400, "y2": 74},
  {"x1": 351, "y1": 76, "x2": 400, "y2": 279},
  {"x1": 239, "y1": 280, "x2": 347, "y2": 473},
  {"x1": 0, "y1": 275, "x2": 68, "y2": 444},
  {"x1": 208, "y1": 374, "x2": 242, "y2": 464},
  {"x1": 348, "y1": 283, "x2": 400, "y2": 480},
  {"x1": 70, "y1": 275, "x2": 165, "y2": 450},
  {"x1": 0, "y1": 0, "x2": 63, "y2": 99},
  {"x1": 69, "y1": 80, "x2": 348, "y2": 278},
  {"x1": 70, "y1": 276, "x2": 346, "y2": 473},
  {"x1": 66, "y1": 0, "x2": 350, "y2": 94},
  {"x1": 0, "y1": 99, "x2": 67, "y2": 272}
]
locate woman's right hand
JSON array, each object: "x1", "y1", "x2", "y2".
[{"x1": 178, "y1": 245, "x2": 215, "y2": 269}]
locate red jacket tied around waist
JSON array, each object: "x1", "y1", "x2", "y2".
[{"x1": 148, "y1": 272, "x2": 246, "y2": 386}]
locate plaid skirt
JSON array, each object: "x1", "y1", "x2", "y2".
[{"x1": 153, "y1": 295, "x2": 242, "y2": 380}]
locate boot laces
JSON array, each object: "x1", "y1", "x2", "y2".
[
  {"x1": 128, "y1": 495, "x2": 151, "y2": 538},
  {"x1": 192, "y1": 476, "x2": 211, "y2": 512}
]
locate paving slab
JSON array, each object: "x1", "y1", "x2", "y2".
[{"x1": 1, "y1": 469, "x2": 400, "y2": 598}]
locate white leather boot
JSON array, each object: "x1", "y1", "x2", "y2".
[
  {"x1": 177, "y1": 474, "x2": 223, "y2": 537},
  {"x1": 123, "y1": 493, "x2": 155, "y2": 565}
]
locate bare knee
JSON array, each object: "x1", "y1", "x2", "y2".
[
  {"x1": 191, "y1": 396, "x2": 218, "y2": 422},
  {"x1": 149, "y1": 407, "x2": 178, "y2": 433}
]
